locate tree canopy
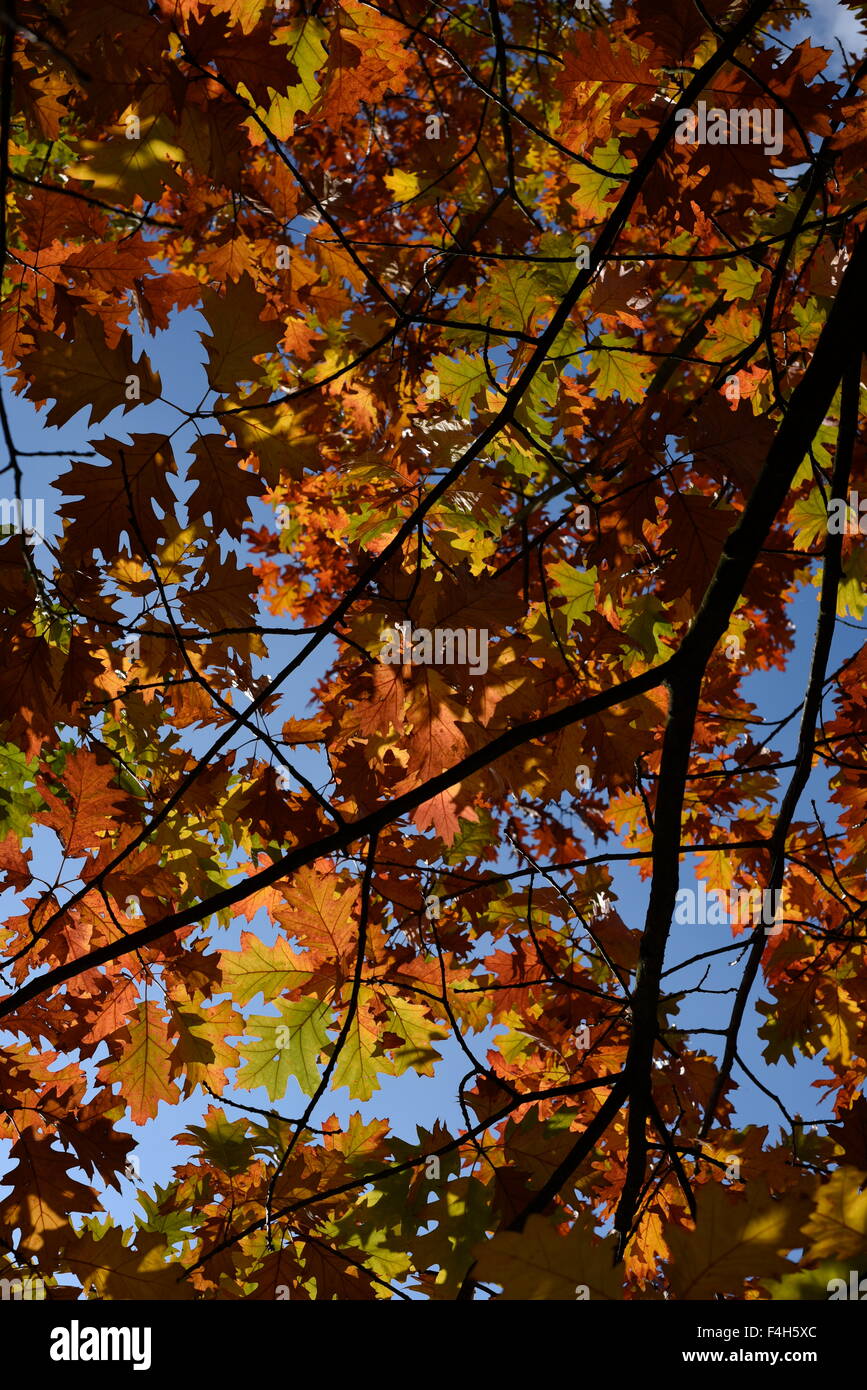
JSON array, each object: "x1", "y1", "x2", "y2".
[{"x1": 1, "y1": 0, "x2": 867, "y2": 1301}]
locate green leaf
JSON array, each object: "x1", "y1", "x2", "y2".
[
  {"x1": 220, "y1": 931, "x2": 310, "y2": 1006},
  {"x1": 444, "y1": 807, "x2": 498, "y2": 863},
  {"x1": 430, "y1": 350, "x2": 490, "y2": 419},
  {"x1": 623, "y1": 594, "x2": 675, "y2": 662},
  {"x1": 237, "y1": 997, "x2": 332, "y2": 1099},
  {"x1": 589, "y1": 336, "x2": 653, "y2": 402},
  {"x1": 346, "y1": 499, "x2": 404, "y2": 548},
  {"x1": 136, "y1": 1181, "x2": 207, "y2": 1241},
  {"x1": 329, "y1": 1004, "x2": 389, "y2": 1102},
  {"x1": 569, "y1": 138, "x2": 630, "y2": 218},
  {"x1": 719, "y1": 259, "x2": 762, "y2": 302},
  {"x1": 474, "y1": 262, "x2": 543, "y2": 337},
  {"x1": 0, "y1": 743, "x2": 40, "y2": 839},
  {"x1": 547, "y1": 560, "x2": 598, "y2": 625},
  {"x1": 761, "y1": 1260, "x2": 855, "y2": 1300},
  {"x1": 378, "y1": 993, "x2": 447, "y2": 1076},
  {"x1": 262, "y1": 18, "x2": 329, "y2": 139},
  {"x1": 279, "y1": 997, "x2": 333, "y2": 1095},
  {"x1": 181, "y1": 1111, "x2": 260, "y2": 1177},
  {"x1": 789, "y1": 485, "x2": 829, "y2": 549}
]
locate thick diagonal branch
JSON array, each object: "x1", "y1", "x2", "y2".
[
  {"x1": 611, "y1": 229, "x2": 867, "y2": 1255},
  {"x1": 700, "y1": 343, "x2": 864, "y2": 1137}
]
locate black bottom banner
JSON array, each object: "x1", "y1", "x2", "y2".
[{"x1": 6, "y1": 1295, "x2": 861, "y2": 1378}]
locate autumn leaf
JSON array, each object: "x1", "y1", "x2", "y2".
[
  {"x1": 800, "y1": 1168, "x2": 867, "y2": 1264},
  {"x1": 98, "y1": 1002, "x2": 180, "y2": 1125},
  {"x1": 236, "y1": 996, "x2": 333, "y2": 1099},
  {"x1": 385, "y1": 169, "x2": 421, "y2": 204},
  {"x1": 186, "y1": 434, "x2": 266, "y2": 538},
  {"x1": 266, "y1": 17, "x2": 329, "y2": 139},
  {"x1": 589, "y1": 336, "x2": 654, "y2": 401},
  {"x1": 570, "y1": 138, "x2": 631, "y2": 217},
  {"x1": 201, "y1": 274, "x2": 284, "y2": 394},
  {"x1": 0, "y1": 1139, "x2": 101, "y2": 1253},
  {"x1": 66, "y1": 114, "x2": 186, "y2": 205},
  {"x1": 61, "y1": 1224, "x2": 196, "y2": 1300},
  {"x1": 21, "y1": 314, "x2": 161, "y2": 428},
  {"x1": 473, "y1": 1214, "x2": 626, "y2": 1300},
  {"x1": 220, "y1": 929, "x2": 310, "y2": 1005},
  {"x1": 663, "y1": 1182, "x2": 813, "y2": 1299},
  {"x1": 55, "y1": 435, "x2": 177, "y2": 563},
  {"x1": 35, "y1": 748, "x2": 134, "y2": 859}
]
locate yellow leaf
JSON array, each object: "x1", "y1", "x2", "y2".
[
  {"x1": 67, "y1": 114, "x2": 184, "y2": 205},
  {"x1": 207, "y1": 0, "x2": 267, "y2": 34},
  {"x1": 330, "y1": 992, "x2": 394, "y2": 1101},
  {"x1": 664, "y1": 1181, "x2": 812, "y2": 1299},
  {"x1": 547, "y1": 560, "x2": 598, "y2": 625},
  {"x1": 385, "y1": 169, "x2": 421, "y2": 202},
  {"x1": 705, "y1": 303, "x2": 759, "y2": 362},
  {"x1": 801, "y1": 1167, "x2": 867, "y2": 1263},
  {"x1": 257, "y1": 19, "x2": 329, "y2": 140},
  {"x1": 473, "y1": 1214, "x2": 626, "y2": 1300},
  {"x1": 220, "y1": 929, "x2": 310, "y2": 1005},
  {"x1": 569, "y1": 138, "x2": 630, "y2": 219},
  {"x1": 815, "y1": 979, "x2": 860, "y2": 1067},
  {"x1": 590, "y1": 336, "x2": 654, "y2": 402},
  {"x1": 62, "y1": 1226, "x2": 196, "y2": 1300},
  {"x1": 789, "y1": 486, "x2": 828, "y2": 549},
  {"x1": 98, "y1": 1002, "x2": 179, "y2": 1124},
  {"x1": 719, "y1": 259, "x2": 762, "y2": 301}
]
